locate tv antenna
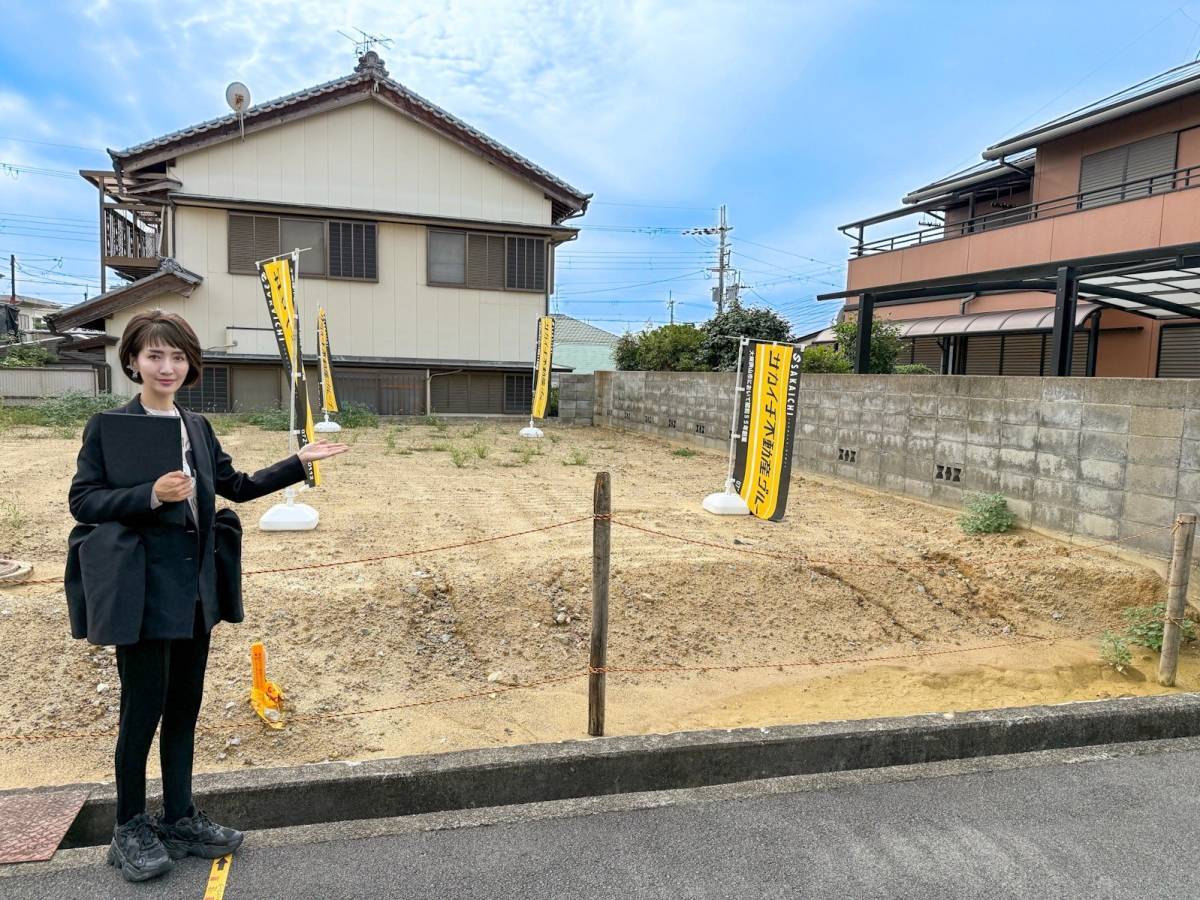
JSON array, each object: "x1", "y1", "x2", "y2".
[
  {"x1": 338, "y1": 28, "x2": 393, "y2": 57},
  {"x1": 225, "y1": 81, "x2": 252, "y2": 141}
]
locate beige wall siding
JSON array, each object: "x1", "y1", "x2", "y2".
[
  {"x1": 170, "y1": 98, "x2": 553, "y2": 225},
  {"x1": 105, "y1": 206, "x2": 544, "y2": 395}
]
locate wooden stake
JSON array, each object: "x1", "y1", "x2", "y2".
[
  {"x1": 589, "y1": 471, "x2": 611, "y2": 737},
  {"x1": 1158, "y1": 513, "x2": 1197, "y2": 687}
]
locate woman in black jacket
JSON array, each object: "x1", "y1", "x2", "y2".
[{"x1": 68, "y1": 310, "x2": 347, "y2": 883}]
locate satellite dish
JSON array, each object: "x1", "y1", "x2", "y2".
[{"x1": 225, "y1": 81, "x2": 251, "y2": 114}]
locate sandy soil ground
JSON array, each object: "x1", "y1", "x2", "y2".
[{"x1": 0, "y1": 417, "x2": 1193, "y2": 790}]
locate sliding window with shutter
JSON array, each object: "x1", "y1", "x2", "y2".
[
  {"x1": 1079, "y1": 132, "x2": 1178, "y2": 209},
  {"x1": 228, "y1": 213, "x2": 376, "y2": 280},
  {"x1": 228, "y1": 215, "x2": 281, "y2": 274},
  {"x1": 427, "y1": 229, "x2": 547, "y2": 293}
]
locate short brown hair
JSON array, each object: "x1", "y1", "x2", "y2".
[{"x1": 118, "y1": 310, "x2": 203, "y2": 387}]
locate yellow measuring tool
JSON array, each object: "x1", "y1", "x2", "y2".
[{"x1": 249, "y1": 642, "x2": 285, "y2": 729}]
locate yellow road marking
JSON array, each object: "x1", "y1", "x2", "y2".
[{"x1": 203, "y1": 854, "x2": 233, "y2": 900}]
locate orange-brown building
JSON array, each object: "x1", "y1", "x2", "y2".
[{"x1": 818, "y1": 63, "x2": 1200, "y2": 378}]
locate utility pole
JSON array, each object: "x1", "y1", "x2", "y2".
[
  {"x1": 683, "y1": 204, "x2": 732, "y2": 315},
  {"x1": 668, "y1": 290, "x2": 675, "y2": 324},
  {"x1": 716, "y1": 204, "x2": 729, "y2": 314},
  {"x1": 9, "y1": 254, "x2": 14, "y2": 305}
]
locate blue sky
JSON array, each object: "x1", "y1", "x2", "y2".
[{"x1": 2, "y1": 0, "x2": 1200, "y2": 336}]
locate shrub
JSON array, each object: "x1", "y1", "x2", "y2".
[
  {"x1": 958, "y1": 493, "x2": 1015, "y2": 534},
  {"x1": 672, "y1": 447, "x2": 697, "y2": 458},
  {"x1": 548, "y1": 385, "x2": 559, "y2": 417},
  {"x1": 243, "y1": 407, "x2": 291, "y2": 431},
  {"x1": 35, "y1": 392, "x2": 127, "y2": 427},
  {"x1": 0, "y1": 345, "x2": 55, "y2": 368},
  {"x1": 334, "y1": 402, "x2": 379, "y2": 429},
  {"x1": 562, "y1": 449, "x2": 589, "y2": 466},
  {"x1": 614, "y1": 324, "x2": 706, "y2": 371},
  {"x1": 449, "y1": 445, "x2": 470, "y2": 468},
  {"x1": 431, "y1": 440, "x2": 451, "y2": 452},
  {"x1": 894, "y1": 363, "x2": 935, "y2": 375},
  {"x1": 1099, "y1": 631, "x2": 1132, "y2": 672},
  {"x1": 801, "y1": 345, "x2": 852, "y2": 374},
  {"x1": 472, "y1": 439, "x2": 490, "y2": 459},
  {"x1": 1122, "y1": 602, "x2": 1195, "y2": 652},
  {"x1": 832, "y1": 320, "x2": 905, "y2": 375}
]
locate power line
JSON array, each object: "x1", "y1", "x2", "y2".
[
  {"x1": 555, "y1": 270, "x2": 710, "y2": 296},
  {"x1": 0, "y1": 162, "x2": 79, "y2": 180},
  {"x1": 588, "y1": 201, "x2": 718, "y2": 211},
  {"x1": 734, "y1": 238, "x2": 846, "y2": 270},
  {"x1": 0, "y1": 135, "x2": 106, "y2": 153}
]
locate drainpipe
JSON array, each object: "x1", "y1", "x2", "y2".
[{"x1": 426, "y1": 368, "x2": 464, "y2": 416}]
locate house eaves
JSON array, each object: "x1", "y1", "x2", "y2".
[
  {"x1": 45, "y1": 259, "x2": 202, "y2": 331},
  {"x1": 983, "y1": 60, "x2": 1200, "y2": 160},
  {"x1": 109, "y1": 52, "x2": 591, "y2": 224}
]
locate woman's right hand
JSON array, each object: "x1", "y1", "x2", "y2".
[{"x1": 153, "y1": 471, "x2": 194, "y2": 503}]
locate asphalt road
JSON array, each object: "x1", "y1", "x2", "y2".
[{"x1": 5, "y1": 742, "x2": 1200, "y2": 899}]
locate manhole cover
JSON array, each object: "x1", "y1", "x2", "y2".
[{"x1": 0, "y1": 788, "x2": 90, "y2": 864}]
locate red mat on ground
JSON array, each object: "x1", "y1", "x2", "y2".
[{"x1": 0, "y1": 788, "x2": 91, "y2": 864}]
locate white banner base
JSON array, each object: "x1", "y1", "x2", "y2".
[
  {"x1": 259, "y1": 488, "x2": 319, "y2": 531},
  {"x1": 314, "y1": 419, "x2": 342, "y2": 433},
  {"x1": 519, "y1": 424, "x2": 544, "y2": 439},
  {"x1": 702, "y1": 490, "x2": 750, "y2": 516}
]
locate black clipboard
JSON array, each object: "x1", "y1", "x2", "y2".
[{"x1": 98, "y1": 411, "x2": 183, "y2": 488}]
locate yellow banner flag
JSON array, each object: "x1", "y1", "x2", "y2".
[
  {"x1": 732, "y1": 340, "x2": 801, "y2": 521},
  {"x1": 531, "y1": 316, "x2": 554, "y2": 419},
  {"x1": 258, "y1": 255, "x2": 320, "y2": 487},
  {"x1": 317, "y1": 307, "x2": 339, "y2": 414}
]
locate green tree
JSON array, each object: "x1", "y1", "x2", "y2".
[
  {"x1": 832, "y1": 319, "x2": 905, "y2": 374},
  {"x1": 613, "y1": 332, "x2": 641, "y2": 370},
  {"x1": 700, "y1": 306, "x2": 793, "y2": 370},
  {"x1": 612, "y1": 324, "x2": 706, "y2": 371}
]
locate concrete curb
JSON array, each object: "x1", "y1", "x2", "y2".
[{"x1": 39, "y1": 692, "x2": 1200, "y2": 847}]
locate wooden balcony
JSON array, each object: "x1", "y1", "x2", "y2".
[{"x1": 102, "y1": 206, "x2": 160, "y2": 278}]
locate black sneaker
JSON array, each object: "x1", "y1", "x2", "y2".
[
  {"x1": 107, "y1": 813, "x2": 173, "y2": 882},
  {"x1": 157, "y1": 808, "x2": 244, "y2": 860}
]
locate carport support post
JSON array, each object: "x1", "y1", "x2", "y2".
[
  {"x1": 853, "y1": 293, "x2": 875, "y2": 374},
  {"x1": 1048, "y1": 266, "x2": 1077, "y2": 377},
  {"x1": 1158, "y1": 513, "x2": 1197, "y2": 687},
  {"x1": 589, "y1": 471, "x2": 611, "y2": 737}
]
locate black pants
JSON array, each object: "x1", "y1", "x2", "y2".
[{"x1": 114, "y1": 608, "x2": 210, "y2": 825}]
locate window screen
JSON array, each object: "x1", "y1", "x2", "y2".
[
  {"x1": 429, "y1": 231, "x2": 466, "y2": 284},
  {"x1": 506, "y1": 236, "x2": 546, "y2": 292},
  {"x1": 281, "y1": 219, "x2": 326, "y2": 276},
  {"x1": 467, "y1": 234, "x2": 506, "y2": 290},
  {"x1": 327, "y1": 221, "x2": 377, "y2": 280},
  {"x1": 175, "y1": 366, "x2": 230, "y2": 413},
  {"x1": 504, "y1": 373, "x2": 533, "y2": 414}
]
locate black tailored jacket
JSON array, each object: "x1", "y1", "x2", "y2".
[{"x1": 66, "y1": 396, "x2": 305, "y2": 645}]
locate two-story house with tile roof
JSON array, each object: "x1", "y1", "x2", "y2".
[
  {"x1": 816, "y1": 62, "x2": 1200, "y2": 379},
  {"x1": 47, "y1": 51, "x2": 590, "y2": 414}
]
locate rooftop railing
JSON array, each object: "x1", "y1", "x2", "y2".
[{"x1": 849, "y1": 163, "x2": 1200, "y2": 257}]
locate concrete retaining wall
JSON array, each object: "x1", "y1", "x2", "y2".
[
  {"x1": 590, "y1": 371, "x2": 1200, "y2": 561},
  {"x1": 50, "y1": 693, "x2": 1200, "y2": 847}
]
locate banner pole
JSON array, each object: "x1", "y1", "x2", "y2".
[
  {"x1": 723, "y1": 337, "x2": 747, "y2": 494},
  {"x1": 702, "y1": 337, "x2": 751, "y2": 516}
]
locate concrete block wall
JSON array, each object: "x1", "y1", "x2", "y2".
[
  {"x1": 593, "y1": 371, "x2": 735, "y2": 452},
  {"x1": 556, "y1": 374, "x2": 595, "y2": 424},
  {"x1": 589, "y1": 370, "x2": 1200, "y2": 565}
]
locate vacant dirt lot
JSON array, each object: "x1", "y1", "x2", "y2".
[{"x1": 0, "y1": 416, "x2": 1193, "y2": 789}]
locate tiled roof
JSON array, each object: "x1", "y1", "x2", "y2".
[
  {"x1": 6, "y1": 294, "x2": 62, "y2": 309},
  {"x1": 112, "y1": 52, "x2": 589, "y2": 216},
  {"x1": 551, "y1": 314, "x2": 620, "y2": 345}
]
